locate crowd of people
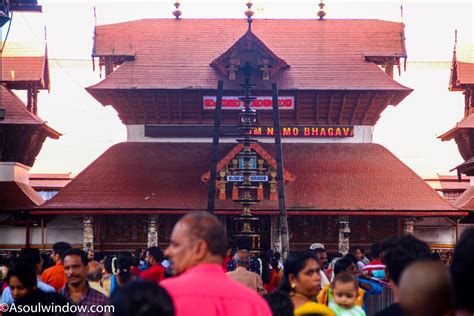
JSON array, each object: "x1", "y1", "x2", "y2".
[{"x1": 0, "y1": 212, "x2": 473, "y2": 316}]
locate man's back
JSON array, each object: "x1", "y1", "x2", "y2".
[
  {"x1": 162, "y1": 264, "x2": 271, "y2": 316},
  {"x1": 41, "y1": 262, "x2": 67, "y2": 291},
  {"x1": 226, "y1": 267, "x2": 265, "y2": 294}
]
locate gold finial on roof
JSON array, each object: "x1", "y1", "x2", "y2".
[
  {"x1": 173, "y1": 1, "x2": 182, "y2": 19},
  {"x1": 245, "y1": 1, "x2": 254, "y2": 19},
  {"x1": 317, "y1": 0, "x2": 326, "y2": 20}
]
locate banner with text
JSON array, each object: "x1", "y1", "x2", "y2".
[{"x1": 203, "y1": 96, "x2": 295, "y2": 110}]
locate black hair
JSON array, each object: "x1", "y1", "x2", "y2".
[
  {"x1": 260, "y1": 253, "x2": 271, "y2": 284},
  {"x1": 52, "y1": 242, "x2": 72, "y2": 257},
  {"x1": 18, "y1": 248, "x2": 41, "y2": 266},
  {"x1": 370, "y1": 243, "x2": 383, "y2": 259},
  {"x1": 263, "y1": 290, "x2": 294, "y2": 316},
  {"x1": 131, "y1": 255, "x2": 140, "y2": 268},
  {"x1": 273, "y1": 252, "x2": 281, "y2": 260},
  {"x1": 114, "y1": 252, "x2": 134, "y2": 285},
  {"x1": 334, "y1": 258, "x2": 353, "y2": 276},
  {"x1": 451, "y1": 228, "x2": 474, "y2": 312},
  {"x1": 383, "y1": 234, "x2": 432, "y2": 285},
  {"x1": 40, "y1": 253, "x2": 54, "y2": 273},
  {"x1": 6, "y1": 262, "x2": 37, "y2": 290},
  {"x1": 109, "y1": 280, "x2": 174, "y2": 316},
  {"x1": 331, "y1": 271, "x2": 359, "y2": 291},
  {"x1": 344, "y1": 253, "x2": 358, "y2": 265},
  {"x1": 61, "y1": 249, "x2": 88, "y2": 267},
  {"x1": 104, "y1": 255, "x2": 114, "y2": 274},
  {"x1": 271, "y1": 258, "x2": 280, "y2": 271},
  {"x1": 279, "y1": 251, "x2": 317, "y2": 294},
  {"x1": 146, "y1": 247, "x2": 164, "y2": 263}
]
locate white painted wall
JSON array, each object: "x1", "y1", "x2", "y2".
[
  {"x1": 0, "y1": 162, "x2": 30, "y2": 184},
  {"x1": 0, "y1": 215, "x2": 83, "y2": 249}
]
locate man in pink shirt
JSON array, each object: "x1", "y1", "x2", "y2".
[{"x1": 161, "y1": 212, "x2": 271, "y2": 316}]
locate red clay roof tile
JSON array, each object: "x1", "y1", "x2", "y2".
[
  {"x1": 89, "y1": 19, "x2": 411, "y2": 92},
  {"x1": 39, "y1": 142, "x2": 456, "y2": 213},
  {"x1": 0, "y1": 181, "x2": 44, "y2": 209}
]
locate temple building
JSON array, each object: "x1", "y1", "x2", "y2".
[
  {"x1": 25, "y1": 5, "x2": 466, "y2": 253},
  {"x1": 0, "y1": 42, "x2": 64, "y2": 249},
  {"x1": 439, "y1": 38, "x2": 474, "y2": 229}
]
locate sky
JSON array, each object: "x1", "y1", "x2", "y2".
[{"x1": 1, "y1": 0, "x2": 473, "y2": 177}]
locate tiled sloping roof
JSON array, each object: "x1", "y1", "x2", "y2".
[
  {"x1": 439, "y1": 113, "x2": 474, "y2": 141},
  {"x1": 1, "y1": 42, "x2": 49, "y2": 89},
  {"x1": 453, "y1": 185, "x2": 474, "y2": 210},
  {"x1": 0, "y1": 181, "x2": 45, "y2": 209},
  {"x1": 40, "y1": 142, "x2": 456, "y2": 213},
  {"x1": 0, "y1": 85, "x2": 44, "y2": 124},
  {"x1": 0, "y1": 85, "x2": 60, "y2": 138},
  {"x1": 88, "y1": 19, "x2": 411, "y2": 92},
  {"x1": 455, "y1": 43, "x2": 474, "y2": 85}
]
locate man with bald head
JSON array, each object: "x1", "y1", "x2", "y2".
[
  {"x1": 227, "y1": 249, "x2": 265, "y2": 294},
  {"x1": 161, "y1": 212, "x2": 271, "y2": 316},
  {"x1": 399, "y1": 261, "x2": 455, "y2": 316}
]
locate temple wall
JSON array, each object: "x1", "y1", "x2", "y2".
[{"x1": 0, "y1": 215, "x2": 83, "y2": 249}]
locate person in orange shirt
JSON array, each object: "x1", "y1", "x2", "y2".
[{"x1": 41, "y1": 242, "x2": 71, "y2": 291}]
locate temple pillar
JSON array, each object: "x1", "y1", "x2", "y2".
[
  {"x1": 403, "y1": 217, "x2": 416, "y2": 235},
  {"x1": 147, "y1": 215, "x2": 159, "y2": 247},
  {"x1": 270, "y1": 215, "x2": 282, "y2": 253},
  {"x1": 83, "y1": 215, "x2": 94, "y2": 251},
  {"x1": 338, "y1": 216, "x2": 350, "y2": 255}
]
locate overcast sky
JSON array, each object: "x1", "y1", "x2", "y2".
[{"x1": 2, "y1": 0, "x2": 473, "y2": 177}]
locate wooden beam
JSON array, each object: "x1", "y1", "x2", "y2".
[
  {"x1": 371, "y1": 92, "x2": 396, "y2": 124},
  {"x1": 349, "y1": 92, "x2": 363, "y2": 125},
  {"x1": 166, "y1": 90, "x2": 172, "y2": 123},
  {"x1": 151, "y1": 90, "x2": 161, "y2": 123},
  {"x1": 136, "y1": 91, "x2": 148, "y2": 124},
  {"x1": 295, "y1": 91, "x2": 300, "y2": 124},
  {"x1": 360, "y1": 92, "x2": 378, "y2": 124},
  {"x1": 337, "y1": 92, "x2": 348, "y2": 124},
  {"x1": 315, "y1": 91, "x2": 319, "y2": 124},
  {"x1": 125, "y1": 91, "x2": 138, "y2": 124},
  {"x1": 327, "y1": 92, "x2": 335, "y2": 125}
]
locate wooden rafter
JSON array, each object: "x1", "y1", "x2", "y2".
[
  {"x1": 327, "y1": 92, "x2": 335, "y2": 125},
  {"x1": 349, "y1": 92, "x2": 363, "y2": 125},
  {"x1": 123, "y1": 91, "x2": 138, "y2": 125},
  {"x1": 295, "y1": 91, "x2": 300, "y2": 124},
  {"x1": 178, "y1": 91, "x2": 183, "y2": 123},
  {"x1": 151, "y1": 90, "x2": 161, "y2": 123},
  {"x1": 136, "y1": 91, "x2": 148, "y2": 124},
  {"x1": 361, "y1": 92, "x2": 378, "y2": 124},
  {"x1": 371, "y1": 92, "x2": 395, "y2": 123},
  {"x1": 315, "y1": 91, "x2": 320, "y2": 124},
  {"x1": 165, "y1": 90, "x2": 171, "y2": 123},
  {"x1": 338, "y1": 92, "x2": 348, "y2": 124}
]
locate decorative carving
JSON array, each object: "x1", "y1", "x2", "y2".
[
  {"x1": 403, "y1": 217, "x2": 416, "y2": 234},
  {"x1": 338, "y1": 216, "x2": 350, "y2": 255},
  {"x1": 147, "y1": 215, "x2": 159, "y2": 247},
  {"x1": 270, "y1": 215, "x2": 282, "y2": 253},
  {"x1": 83, "y1": 215, "x2": 94, "y2": 251}
]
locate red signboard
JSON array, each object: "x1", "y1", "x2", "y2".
[{"x1": 203, "y1": 96, "x2": 295, "y2": 110}]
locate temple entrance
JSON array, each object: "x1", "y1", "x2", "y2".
[{"x1": 94, "y1": 215, "x2": 148, "y2": 252}]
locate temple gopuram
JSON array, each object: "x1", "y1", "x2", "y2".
[
  {"x1": 26, "y1": 3, "x2": 467, "y2": 253},
  {"x1": 439, "y1": 37, "x2": 474, "y2": 226}
]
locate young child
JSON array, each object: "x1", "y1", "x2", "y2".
[{"x1": 328, "y1": 272, "x2": 366, "y2": 316}]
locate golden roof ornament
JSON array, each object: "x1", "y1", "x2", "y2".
[
  {"x1": 245, "y1": 1, "x2": 254, "y2": 19},
  {"x1": 317, "y1": 0, "x2": 326, "y2": 20},
  {"x1": 173, "y1": 1, "x2": 182, "y2": 19}
]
